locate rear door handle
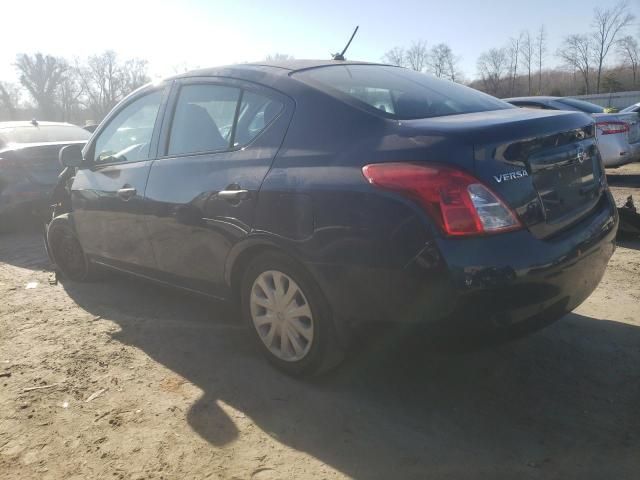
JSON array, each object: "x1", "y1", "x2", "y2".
[
  {"x1": 218, "y1": 189, "x2": 249, "y2": 202},
  {"x1": 117, "y1": 186, "x2": 137, "y2": 201}
]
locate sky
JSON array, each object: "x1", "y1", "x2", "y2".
[{"x1": 1, "y1": 0, "x2": 638, "y2": 83}]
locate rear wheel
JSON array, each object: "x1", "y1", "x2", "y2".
[
  {"x1": 46, "y1": 215, "x2": 95, "y2": 282},
  {"x1": 240, "y1": 251, "x2": 344, "y2": 376}
]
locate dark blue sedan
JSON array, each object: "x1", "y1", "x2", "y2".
[{"x1": 49, "y1": 60, "x2": 618, "y2": 375}]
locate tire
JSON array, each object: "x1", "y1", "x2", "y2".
[
  {"x1": 240, "y1": 251, "x2": 344, "y2": 376},
  {"x1": 46, "y1": 214, "x2": 96, "y2": 282}
]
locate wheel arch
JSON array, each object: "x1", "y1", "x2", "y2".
[{"x1": 225, "y1": 236, "x2": 305, "y2": 296}]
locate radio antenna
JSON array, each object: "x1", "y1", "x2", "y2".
[{"x1": 332, "y1": 26, "x2": 359, "y2": 61}]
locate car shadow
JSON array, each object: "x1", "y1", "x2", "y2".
[
  {"x1": 606, "y1": 172, "x2": 640, "y2": 188},
  {"x1": 617, "y1": 236, "x2": 640, "y2": 250},
  {"x1": 57, "y1": 270, "x2": 640, "y2": 479},
  {"x1": 0, "y1": 230, "x2": 51, "y2": 271}
]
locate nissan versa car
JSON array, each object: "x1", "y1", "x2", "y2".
[
  {"x1": 48, "y1": 61, "x2": 618, "y2": 375},
  {"x1": 505, "y1": 96, "x2": 640, "y2": 168}
]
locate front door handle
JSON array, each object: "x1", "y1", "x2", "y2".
[
  {"x1": 218, "y1": 188, "x2": 249, "y2": 202},
  {"x1": 117, "y1": 186, "x2": 137, "y2": 201}
]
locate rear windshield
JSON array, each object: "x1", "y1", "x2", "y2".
[
  {"x1": 0, "y1": 124, "x2": 91, "y2": 145},
  {"x1": 293, "y1": 64, "x2": 512, "y2": 119},
  {"x1": 555, "y1": 98, "x2": 604, "y2": 114}
]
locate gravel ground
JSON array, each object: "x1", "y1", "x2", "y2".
[{"x1": 0, "y1": 163, "x2": 639, "y2": 480}]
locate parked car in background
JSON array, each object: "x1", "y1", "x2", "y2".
[
  {"x1": 48, "y1": 61, "x2": 617, "y2": 375},
  {"x1": 82, "y1": 124, "x2": 99, "y2": 133},
  {"x1": 505, "y1": 96, "x2": 640, "y2": 168},
  {"x1": 620, "y1": 102, "x2": 640, "y2": 114},
  {"x1": 0, "y1": 121, "x2": 91, "y2": 230}
]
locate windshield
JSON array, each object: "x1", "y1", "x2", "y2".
[
  {"x1": 555, "y1": 98, "x2": 605, "y2": 114},
  {"x1": 0, "y1": 124, "x2": 91, "y2": 145},
  {"x1": 294, "y1": 64, "x2": 512, "y2": 120}
]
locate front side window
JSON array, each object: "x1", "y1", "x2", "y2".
[
  {"x1": 294, "y1": 64, "x2": 512, "y2": 119},
  {"x1": 94, "y1": 90, "x2": 163, "y2": 164},
  {"x1": 168, "y1": 84, "x2": 241, "y2": 156}
]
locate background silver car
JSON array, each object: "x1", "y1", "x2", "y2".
[{"x1": 505, "y1": 96, "x2": 640, "y2": 168}]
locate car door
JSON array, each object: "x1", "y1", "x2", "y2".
[
  {"x1": 72, "y1": 86, "x2": 169, "y2": 271},
  {"x1": 144, "y1": 78, "x2": 293, "y2": 296}
]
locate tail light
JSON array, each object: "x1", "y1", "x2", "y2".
[
  {"x1": 362, "y1": 162, "x2": 521, "y2": 237},
  {"x1": 596, "y1": 121, "x2": 629, "y2": 135}
]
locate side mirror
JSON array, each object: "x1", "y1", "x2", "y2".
[{"x1": 59, "y1": 144, "x2": 85, "y2": 168}]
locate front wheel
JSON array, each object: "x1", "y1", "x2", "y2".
[
  {"x1": 240, "y1": 251, "x2": 344, "y2": 376},
  {"x1": 46, "y1": 215, "x2": 96, "y2": 282}
]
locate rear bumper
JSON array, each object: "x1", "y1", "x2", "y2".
[
  {"x1": 311, "y1": 192, "x2": 618, "y2": 331},
  {"x1": 598, "y1": 134, "x2": 637, "y2": 167}
]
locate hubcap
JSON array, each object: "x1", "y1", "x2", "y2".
[{"x1": 250, "y1": 270, "x2": 314, "y2": 362}]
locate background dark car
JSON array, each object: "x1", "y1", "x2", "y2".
[
  {"x1": 0, "y1": 121, "x2": 91, "y2": 230},
  {"x1": 49, "y1": 61, "x2": 618, "y2": 375},
  {"x1": 505, "y1": 96, "x2": 640, "y2": 167}
]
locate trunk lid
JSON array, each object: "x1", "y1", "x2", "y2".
[{"x1": 404, "y1": 108, "x2": 604, "y2": 239}]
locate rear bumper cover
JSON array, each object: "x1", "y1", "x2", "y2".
[
  {"x1": 311, "y1": 192, "x2": 618, "y2": 330},
  {"x1": 598, "y1": 134, "x2": 638, "y2": 167}
]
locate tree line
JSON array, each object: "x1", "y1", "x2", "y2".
[
  {"x1": 378, "y1": 1, "x2": 637, "y2": 99},
  {"x1": 473, "y1": 1, "x2": 638, "y2": 97},
  {"x1": 0, "y1": 1, "x2": 638, "y2": 124},
  {"x1": 0, "y1": 51, "x2": 150, "y2": 124}
]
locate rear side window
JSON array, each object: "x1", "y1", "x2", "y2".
[
  {"x1": 234, "y1": 91, "x2": 283, "y2": 147},
  {"x1": 168, "y1": 84, "x2": 240, "y2": 156},
  {"x1": 0, "y1": 125, "x2": 90, "y2": 144},
  {"x1": 294, "y1": 65, "x2": 511, "y2": 119}
]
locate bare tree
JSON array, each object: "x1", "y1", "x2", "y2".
[
  {"x1": 382, "y1": 47, "x2": 406, "y2": 67},
  {"x1": 15, "y1": 53, "x2": 68, "y2": 119},
  {"x1": 445, "y1": 50, "x2": 463, "y2": 83},
  {"x1": 536, "y1": 25, "x2": 547, "y2": 94},
  {"x1": 617, "y1": 35, "x2": 639, "y2": 86},
  {"x1": 591, "y1": 1, "x2": 635, "y2": 93},
  {"x1": 477, "y1": 48, "x2": 509, "y2": 96},
  {"x1": 507, "y1": 35, "x2": 523, "y2": 96},
  {"x1": 171, "y1": 62, "x2": 201, "y2": 74},
  {"x1": 57, "y1": 70, "x2": 83, "y2": 122},
  {"x1": 120, "y1": 58, "x2": 150, "y2": 94},
  {"x1": 427, "y1": 43, "x2": 449, "y2": 78},
  {"x1": 264, "y1": 53, "x2": 295, "y2": 62},
  {"x1": 406, "y1": 40, "x2": 428, "y2": 72},
  {"x1": 521, "y1": 31, "x2": 534, "y2": 94},
  {"x1": 427, "y1": 43, "x2": 461, "y2": 82},
  {"x1": 557, "y1": 34, "x2": 593, "y2": 94},
  {"x1": 0, "y1": 82, "x2": 21, "y2": 120},
  {"x1": 77, "y1": 51, "x2": 149, "y2": 118}
]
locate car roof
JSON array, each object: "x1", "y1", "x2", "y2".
[
  {"x1": 168, "y1": 59, "x2": 389, "y2": 81},
  {"x1": 503, "y1": 96, "x2": 560, "y2": 103},
  {"x1": 0, "y1": 121, "x2": 81, "y2": 129}
]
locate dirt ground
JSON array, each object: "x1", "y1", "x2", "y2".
[{"x1": 1, "y1": 164, "x2": 640, "y2": 480}]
